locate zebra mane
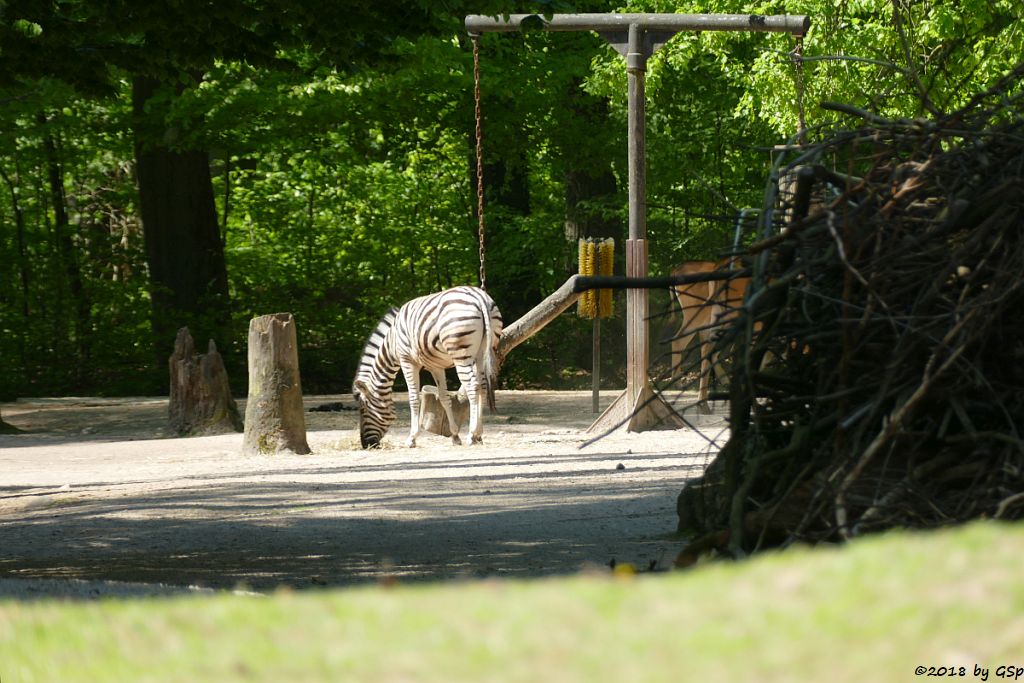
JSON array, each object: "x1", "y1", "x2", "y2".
[{"x1": 353, "y1": 306, "x2": 400, "y2": 389}]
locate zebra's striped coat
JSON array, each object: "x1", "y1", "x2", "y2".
[{"x1": 352, "y1": 286, "x2": 503, "y2": 448}]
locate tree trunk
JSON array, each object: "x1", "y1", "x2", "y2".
[
  {"x1": 562, "y1": 81, "x2": 621, "y2": 245},
  {"x1": 39, "y1": 112, "x2": 91, "y2": 374},
  {"x1": 132, "y1": 76, "x2": 231, "y2": 365},
  {"x1": 168, "y1": 327, "x2": 243, "y2": 436},
  {"x1": 242, "y1": 313, "x2": 310, "y2": 455},
  {"x1": 565, "y1": 166, "x2": 619, "y2": 242},
  {"x1": 0, "y1": 163, "x2": 30, "y2": 369}
]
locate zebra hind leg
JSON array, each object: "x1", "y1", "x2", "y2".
[{"x1": 457, "y1": 365, "x2": 484, "y2": 445}]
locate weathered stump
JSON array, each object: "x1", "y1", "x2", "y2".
[
  {"x1": 0, "y1": 407, "x2": 20, "y2": 434},
  {"x1": 168, "y1": 327, "x2": 243, "y2": 436},
  {"x1": 419, "y1": 385, "x2": 470, "y2": 437},
  {"x1": 242, "y1": 313, "x2": 310, "y2": 455}
]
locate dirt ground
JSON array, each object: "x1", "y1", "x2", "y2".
[{"x1": 0, "y1": 390, "x2": 727, "y2": 597}]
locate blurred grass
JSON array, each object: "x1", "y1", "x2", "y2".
[{"x1": 1, "y1": 521, "x2": 1022, "y2": 683}]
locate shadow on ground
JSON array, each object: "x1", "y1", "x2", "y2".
[{"x1": 0, "y1": 391, "x2": 720, "y2": 595}]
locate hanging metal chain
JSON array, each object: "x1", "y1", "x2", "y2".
[
  {"x1": 472, "y1": 33, "x2": 487, "y2": 290},
  {"x1": 792, "y1": 33, "x2": 807, "y2": 145}
]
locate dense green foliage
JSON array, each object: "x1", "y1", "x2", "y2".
[{"x1": 2, "y1": 0, "x2": 1021, "y2": 397}]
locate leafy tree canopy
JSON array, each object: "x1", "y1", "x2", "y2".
[{"x1": 1, "y1": 0, "x2": 1022, "y2": 396}]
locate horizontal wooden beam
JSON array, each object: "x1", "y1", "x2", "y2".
[
  {"x1": 574, "y1": 269, "x2": 751, "y2": 292},
  {"x1": 466, "y1": 13, "x2": 810, "y2": 36}
]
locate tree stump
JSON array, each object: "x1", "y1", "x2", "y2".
[
  {"x1": 0, "y1": 407, "x2": 21, "y2": 434},
  {"x1": 242, "y1": 313, "x2": 310, "y2": 455},
  {"x1": 419, "y1": 385, "x2": 469, "y2": 437},
  {"x1": 168, "y1": 327, "x2": 243, "y2": 436}
]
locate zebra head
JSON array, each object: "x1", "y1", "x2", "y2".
[
  {"x1": 353, "y1": 307, "x2": 400, "y2": 448},
  {"x1": 352, "y1": 380, "x2": 396, "y2": 449}
]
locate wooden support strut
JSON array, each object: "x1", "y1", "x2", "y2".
[
  {"x1": 497, "y1": 275, "x2": 583, "y2": 364},
  {"x1": 466, "y1": 12, "x2": 809, "y2": 433}
]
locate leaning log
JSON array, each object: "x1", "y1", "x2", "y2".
[
  {"x1": 242, "y1": 313, "x2": 311, "y2": 455},
  {"x1": 497, "y1": 271, "x2": 740, "y2": 364},
  {"x1": 168, "y1": 327, "x2": 243, "y2": 436},
  {"x1": 497, "y1": 274, "x2": 583, "y2": 363}
]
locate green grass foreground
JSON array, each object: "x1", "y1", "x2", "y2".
[{"x1": 2, "y1": 522, "x2": 1022, "y2": 683}]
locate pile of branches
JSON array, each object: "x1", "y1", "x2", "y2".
[{"x1": 676, "y1": 70, "x2": 1024, "y2": 560}]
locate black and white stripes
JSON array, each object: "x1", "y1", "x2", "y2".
[{"x1": 352, "y1": 286, "x2": 503, "y2": 448}]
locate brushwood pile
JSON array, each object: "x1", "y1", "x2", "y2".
[{"x1": 675, "y1": 72, "x2": 1024, "y2": 558}]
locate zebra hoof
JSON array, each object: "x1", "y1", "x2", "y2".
[
  {"x1": 451, "y1": 435, "x2": 462, "y2": 446},
  {"x1": 405, "y1": 438, "x2": 417, "y2": 448},
  {"x1": 471, "y1": 435, "x2": 483, "y2": 445}
]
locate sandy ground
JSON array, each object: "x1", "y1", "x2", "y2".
[{"x1": 0, "y1": 390, "x2": 727, "y2": 598}]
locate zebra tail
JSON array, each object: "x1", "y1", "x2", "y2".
[{"x1": 482, "y1": 304, "x2": 498, "y2": 414}]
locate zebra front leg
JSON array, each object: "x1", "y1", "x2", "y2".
[
  {"x1": 429, "y1": 368, "x2": 462, "y2": 445},
  {"x1": 400, "y1": 362, "x2": 423, "y2": 448}
]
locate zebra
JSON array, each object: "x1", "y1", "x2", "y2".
[{"x1": 352, "y1": 285, "x2": 503, "y2": 449}]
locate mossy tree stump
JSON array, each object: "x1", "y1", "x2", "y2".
[
  {"x1": 242, "y1": 313, "x2": 311, "y2": 455},
  {"x1": 0, "y1": 407, "x2": 20, "y2": 434},
  {"x1": 168, "y1": 327, "x2": 243, "y2": 436}
]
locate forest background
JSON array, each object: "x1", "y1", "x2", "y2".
[{"x1": 1, "y1": 0, "x2": 1020, "y2": 399}]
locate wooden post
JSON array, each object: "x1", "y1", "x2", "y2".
[
  {"x1": 592, "y1": 317, "x2": 601, "y2": 413},
  {"x1": 242, "y1": 313, "x2": 310, "y2": 455},
  {"x1": 625, "y1": 238, "x2": 648, "y2": 410},
  {"x1": 168, "y1": 327, "x2": 243, "y2": 436},
  {"x1": 586, "y1": 29, "x2": 685, "y2": 434},
  {"x1": 465, "y1": 13, "x2": 809, "y2": 433}
]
